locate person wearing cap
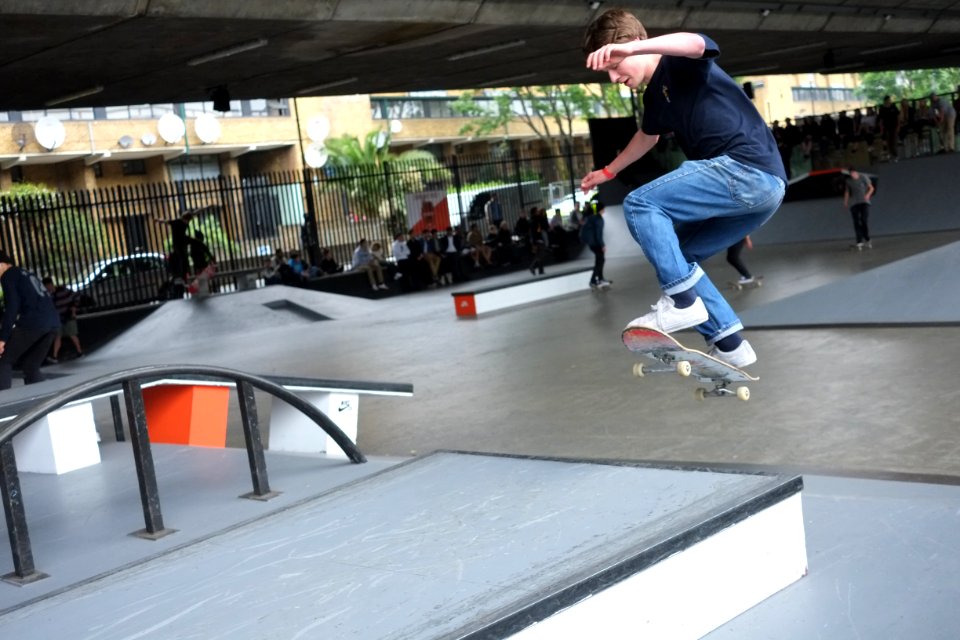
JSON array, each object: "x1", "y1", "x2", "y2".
[{"x1": 0, "y1": 252, "x2": 61, "y2": 389}]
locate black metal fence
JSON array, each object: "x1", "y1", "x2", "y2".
[{"x1": 0, "y1": 149, "x2": 594, "y2": 312}]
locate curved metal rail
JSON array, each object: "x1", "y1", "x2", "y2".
[{"x1": 0, "y1": 364, "x2": 366, "y2": 585}]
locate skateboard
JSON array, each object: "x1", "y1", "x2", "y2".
[
  {"x1": 187, "y1": 264, "x2": 216, "y2": 298},
  {"x1": 622, "y1": 326, "x2": 757, "y2": 401},
  {"x1": 727, "y1": 276, "x2": 763, "y2": 291}
]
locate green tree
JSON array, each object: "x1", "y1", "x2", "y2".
[
  {"x1": 451, "y1": 85, "x2": 633, "y2": 180},
  {"x1": 0, "y1": 183, "x2": 113, "y2": 281},
  {"x1": 451, "y1": 84, "x2": 635, "y2": 179},
  {"x1": 325, "y1": 129, "x2": 394, "y2": 168},
  {"x1": 174, "y1": 215, "x2": 240, "y2": 259},
  {"x1": 583, "y1": 83, "x2": 636, "y2": 119},
  {"x1": 319, "y1": 130, "x2": 452, "y2": 232},
  {"x1": 856, "y1": 68, "x2": 960, "y2": 103},
  {"x1": 453, "y1": 85, "x2": 630, "y2": 154}
]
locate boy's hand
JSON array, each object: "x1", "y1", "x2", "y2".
[
  {"x1": 586, "y1": 42, "x2": 634, "y2": 71},
  {"x1": 581, "y1": 169, "x2": 612, "y2": 192}
]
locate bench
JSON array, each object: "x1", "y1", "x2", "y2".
[
  {"x1": 452, "y1": 268, "x2": 595, "y2": 317},
  {"x1": 302, "y1": 264, "x2": 399, "y2": 298}
]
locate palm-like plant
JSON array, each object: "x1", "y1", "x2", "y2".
[{"x1": 319, "y1": 131, "x2": 452, "y2": 232}]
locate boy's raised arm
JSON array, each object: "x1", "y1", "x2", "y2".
[{"x1": 586, "y1": 33, "x2": 707, "y2": 70}]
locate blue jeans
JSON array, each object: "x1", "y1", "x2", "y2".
[{"x1": 623, "y1": 156, "x2": 785, "y2": 344}]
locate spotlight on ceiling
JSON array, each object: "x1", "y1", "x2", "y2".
[
  {"x1": 210, "y1": 86, "x2": 231, "y2": 113},
  {"x1": 588, "y1": 1, "x2": 602, "y2": 9},
  {"x1": 760, "y1": 8, "x2": 771, "y2": 17}
]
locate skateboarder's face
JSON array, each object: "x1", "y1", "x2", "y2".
[{"x1": 599, "y1": 47, "x2": 654, "y2": 90}]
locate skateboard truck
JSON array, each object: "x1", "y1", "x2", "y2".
[
  {"x1": 695, "y1": 382, "x2": 750, "y2": 402},
  {"x1": 623, "y1": 326, "x2": 755, "y2": 402},
  {"x1": 631, "y1": 357, "x2": 750, "y2": 402}
]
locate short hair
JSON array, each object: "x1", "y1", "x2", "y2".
[
  {"x1": 582, "y1": 9, "x2": 647, "y2": 56},
  {"x1": 42, "y1": 276, "x2": 54, "y2": 285},
  {"x1": 0, "y1": 251, "x2": 13, "y2": 265}
]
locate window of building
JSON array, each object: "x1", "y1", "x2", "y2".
[
  {"x1": 243, "y1": 99, "x2": 289, "y2": 117},
  {"x1": 791, "y1": 87, "x2": 856, "y2": 103},
  {"x1": 70, "y1": 107, "x2": 95, "y2": 120},
  {"x1": 121, "y1": 159, "x2": 148, "y2": 175},
  {"x1": 10, "y1": 166, "x2": 24, "y2": 183},
  {"x1": 128, "y1": 104, "x2": 154, "y2": 119},
  {"x1": 167, "y1": 155, "x2": 221, "y2": 181}
]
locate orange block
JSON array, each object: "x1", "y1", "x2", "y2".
[
  {"x1": 142, "y1": 385, "x2": 230, "y2": 448},
  {"x1": 453, "y1": 294, "x2": 477, "y2": 317}
]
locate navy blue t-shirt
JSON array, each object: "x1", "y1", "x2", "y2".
[
  {"x1": 641, "y1": 34, "x2": 787, "y2": 182},
  {"x1": 0, "y1": 266, "x2": 60, "y2": 341}
]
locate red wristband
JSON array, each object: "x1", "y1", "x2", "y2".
[{"x1": 601, "y1": 166, "x2": 616, "y2": 179}]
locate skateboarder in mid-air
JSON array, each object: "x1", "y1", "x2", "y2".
[{"x1": 580, "y1": 9, "x2": 786, "y2": 367}]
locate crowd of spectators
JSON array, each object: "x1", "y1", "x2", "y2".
[
  {"x1": 769, "y1": 88, "x2": 959, "y2": 178},
  {"x1": 263, "y1": 202, "x2": 588, "y2": 296}
]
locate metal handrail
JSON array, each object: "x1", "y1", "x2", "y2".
[{"x1": 0, "y1": 364, "x2": 366, "y2": 585}]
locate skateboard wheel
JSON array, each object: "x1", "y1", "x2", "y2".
[
  {"x1": 736, "y1": 386, "x2": 750, "y2": 402},
  {"x1": 632, "y1": 363, "x2": 645, "y2": 377},
  {"x1": 677, "y1": 361, "x2": 692, "y2": 377},
  {"x1": 695, "y1": 388, "x2": 707, "y2": 401}
]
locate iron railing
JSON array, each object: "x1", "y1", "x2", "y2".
[
  {"x1": 0, "y1": 364, "x2": 369, "y2": 585},
  {"x1": 0, "y1": 149, "x2": 593, "y2": 312}
]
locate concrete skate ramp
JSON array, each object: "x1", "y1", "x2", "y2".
[
  {"x1": 753, "y1": 153, "x2": 960, "y2": 245},
  {"x1": 0, "y1": 451, "x2": 800, "y2": 639},
  {"x1": 94, "y1": 286, "x2": 379, "y2": 360},
  {"x1": 740, "y1": 241, "x2": 960, "y2": 328},
  {"x1": 600, "y1": 204, "x2": 643, "y2": 259}
]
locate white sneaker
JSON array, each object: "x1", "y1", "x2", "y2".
[
  {"x1": 625, "y1": 295, "x2": 708, "y2": 333},
  {"x1": 598, "y1": 279, "x2": 612, "y2": 288},
  {"x1": 378, "y1": 283, "x2": 389, "y2": 290},
  {"x1": 738, "y1": 276, "x2": 754, "y2": 285},
  {"x1": 708, "y1": 340, "x2": 757, "y2": 368}
]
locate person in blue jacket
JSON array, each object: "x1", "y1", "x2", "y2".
[
  {"x1": 0, "y1": 251, "x2": 61, "y2": 390},
  {"x1": 580, "y1": 9, "x2": 786, "y2": 367},
  {"x1": 580, "y1": 201, "x2": 611, "y2": 289}
]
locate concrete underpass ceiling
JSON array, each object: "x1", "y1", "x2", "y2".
[{"x1": 2, "y1": 0, "x2": 960, "y2": 110}]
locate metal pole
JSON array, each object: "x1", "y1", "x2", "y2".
[
  {"x1": 292, "y1": 98, "x2": 322, "y2": 266},
  {"x1": 110, "y1": 394, "x2": 125, "y2": 442},
  {"x1": 0, "y1": 442, "x2": 46, "y2": 584},
  {"x1": 236, "y1": 380, "x2": 278, "y2": 500},
  {"x1": 123, "y1": 380, "x2": 175, "y2": 540}
]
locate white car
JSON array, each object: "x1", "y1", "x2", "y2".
[{"x1": 72, "y1": 252, "x2": 170, "y2": 310}]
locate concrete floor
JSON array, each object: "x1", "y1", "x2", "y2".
[
  {"x1": 21, "y1": 222, "x2": 960, "y2": 637},
  {"x1": 68, "y1": 225, "x2": 960, "y2": 480}
]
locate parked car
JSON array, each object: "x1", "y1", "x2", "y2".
[{"x1": 71, "y1": 252, "x2": 169, "y2": 310}]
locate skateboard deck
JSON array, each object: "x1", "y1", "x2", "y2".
[
  {"x1": 187, "y1": 264, "x2": 216, "y2": 297},
  {"x1": 622, "y1": 326, "x2": 757, "y2": 401},
  {"x1": 727, "y1": 275, "x2": 763, "y2": 290}
]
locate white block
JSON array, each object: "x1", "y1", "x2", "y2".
[
  {"x1": 13, "y1": 403, "x2": 101, "y2": 475},
  {"x1": 509, "y1": 492, "x2": 807, "y2": 640},
  {"x1": 268, "y1": 391, "x2": 359, "y2": 459},
  {"x1": 473, "y1": 271, "x2": 590, "y2": 315}
]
